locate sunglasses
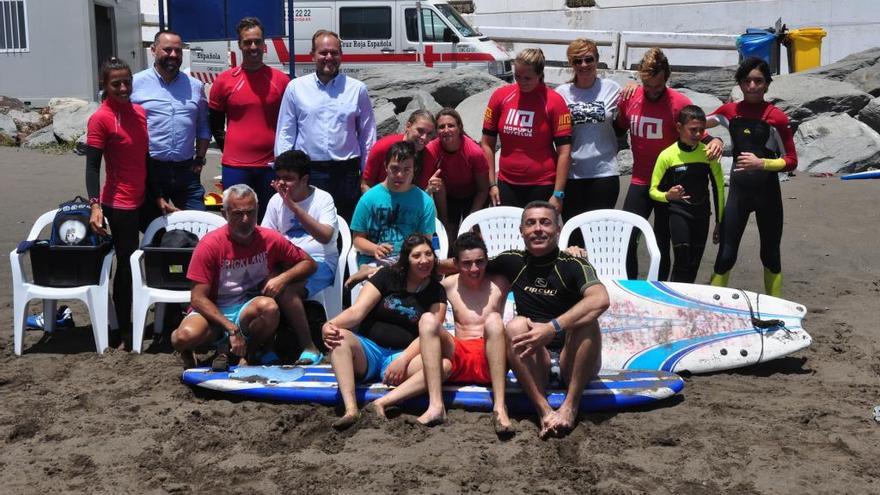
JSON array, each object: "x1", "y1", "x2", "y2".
[{"x1": 572, "y1": 56, "x2": 597, "y2": 65}]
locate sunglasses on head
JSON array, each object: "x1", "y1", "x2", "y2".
[{"x1": 572, "y1": 56, "x2": 596, "y2": 65}]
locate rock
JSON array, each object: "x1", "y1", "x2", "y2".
[
  {"x1": 0, "y1": 113, "x2": 17, "y2": 145},
  {"x1": 799, "y1": 47, "x2": 880, "y2": 81},
  {"x1": 678, "y1": 88, "x2": 722, "y2": 115},
  {"x1": 845, "y1": 64, "x2": 880, "y2": 97},
  {"x1": 372, "y1": 100, "x2": 398, "y2": 138},
  {"x1": 74, "y1": 134, "x2": 89, "y2": 156},
  {"x1": 455, "y1": 88, "x2": 494, "y2": 140},
  {"x1": 359, "y1": 65, "x2": 504, "y2": 109},
  {"x1": 46, "y1": 97, "x2": 90, "y2": 116},
  {"x1": 731, "y1": 75, "x2": 872, "y2": 128},
  {"x1": 396, "y1": 91, "x2": 443, "y2": 131},
  {"x1": 601, "y1": 70, "x2": 637, "y2": 90},
  {"x1": 676, "y1": 88, "x2": 730, "y2": 154},
  {"x1": 669, "y1": 66, "x2": 738, "y2": 101},
  {"x1": 616, "y1": 149, "x2": 633, "y2": 176},
  {"x1": 857, "y1": 97, "x2": 880, "y2": 134},
  {"x1": 6, "y1": 109, "x2": 46, "y2": 134},
  {"x1": 794, "y1": 113, "x2": 880, "y2": 173},
  {"x1": 0, "y1": 95, "x2": 26, "y2": 113},
  {"x1": 22, "y1": 125, "x2": 59, "y2": 148},
  {"x1": 7, "y1": 109, "x2": 43, "y2": 126},
  {"x1": 52, "y1": 102, "x2": 98, "y2": 143}
]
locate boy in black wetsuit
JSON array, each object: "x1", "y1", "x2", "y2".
[{"x1": 649, "y1": 105, "x2": 725, "y2": 283}]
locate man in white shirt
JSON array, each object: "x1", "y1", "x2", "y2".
[
  {"x1": 261, "y1": 150, "x2": 339, "y2": 365},
  {"x1": 275, "y1": 30, "x2": 376, "y2": 220}
]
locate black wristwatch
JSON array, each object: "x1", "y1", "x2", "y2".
[{"x1": 193, "y1": 155, "x2": 206, "y2": 166}]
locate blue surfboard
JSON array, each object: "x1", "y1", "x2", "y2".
[
  {"x1": 182, "y1": 365, "x2": 684, "y2": 414},
  {"x1": 841, "y1": 170, "x2": 880, "y2": 180}
]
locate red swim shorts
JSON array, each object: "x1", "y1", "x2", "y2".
[{"x1": 447, "y1": 337, "x2": 491, "y2": 385}]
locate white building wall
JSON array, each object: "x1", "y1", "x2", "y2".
[
  {"x1": 0, "y1": 0, "x2": 142, "y2": 107},
  {"x1": 469, "y1": 0, "x2": 880, "y2": 65}
]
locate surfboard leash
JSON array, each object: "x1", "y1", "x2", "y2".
[{"x1": 741, "y1": 289, "x2": 787, "y2": 331}]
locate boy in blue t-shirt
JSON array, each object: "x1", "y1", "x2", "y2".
[{"x1": 349, "y1": 141, "x2": 436, "y2": 277}]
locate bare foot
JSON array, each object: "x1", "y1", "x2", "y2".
[
  {"x1": 416, "y1": 406, "x2": 447, "y2": 427},
  {"x1": 178, "y1": 350, "x2": 197, "y2": 370},
  {"x1": 492, "y1": 410, "x2": 515, "y2": 438},
  {"x1": 552, "y1": 405, "x2": 577, "y2": 436},
  {"x1": 367, "y1": 402, "x2": 387, "y2": 419},
  {"x1": 538, "y1": 410, "x2": 558, "y2": 439},
  {"x1": 344, "y1": 265, "x2": 377, "y2": 290},
  {"x1": 332, "y1": 411, "x2": 361, "y2": 430}
]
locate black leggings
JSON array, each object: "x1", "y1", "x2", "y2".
[
  {"x1": 561, "y1": 176, "x2": 620, "y2": 248},
  {"x1": 103, "y1": 205, "x2": 141, "y2": 332},
  {"x1": 713, "y1": 182, "x2": 783, "y2": 275},
  {"x1": 668, "y1": 208, "x2": 710, "y2": 283},
  {"x1": 623, "y1": 184, "x2": 671, "y2": 280},
  {"x1": 499, "y1": 181, "x2": 553, "y2": 208}
]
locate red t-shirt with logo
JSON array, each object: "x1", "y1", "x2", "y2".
[
  {"x1": 362, "y1": 133, "x2": 436, "y2": 189},
  {"x1": 482, "y1": 83, "x2": 572, "y2": 186},
  {"x1": 423, "y1": 136, "x2": 489, "y2": 199},
  {"x1": 616, "y1": 87, "x2": 692, "y2": 186},
  {"x1": 86, "y1": 98, "x2": 149, "y2": 210},
  {"x1": 209, "y1": 65, "x2": 289, "y2": 167},
  {"x1": 187, "y1": 225, "x2": 308, "y2": 308}
]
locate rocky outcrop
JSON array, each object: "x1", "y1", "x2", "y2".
[
  {"x1": 0, "y1": 113, "x2": 17, "y2": 146},
  {"x1": 794, "y1": 113, "x2": 880, "y2": 173},
  {"x1": 731, "y1": 75, "x2": 872, "y2": 128},
  {"x1": 52, "y1": 102, "x2": 98, "y2": 143},
  {"x1": 800, "y1": 47, "x2": 880, "y2": 81},
  {"x1": 372, "y1": 99, "x2": 399, "y2": 138},
  {"x1": 359, "y1": 65, "x2": 504, "y2": 109},
  {"x1": 46, "y1": 97, "x2": 89, "y2": 116},
  {"x1": 858, "y1": 97, "x2": 880, "y2": 134},
  {"x1": 669, "y1": 66, "x2": 738, "y2": 101},
  {"x1": 845, "y1": 63, "x2": 880, "y2": 97},
  {"x1": 396, "y1": 91, "x2": 443, "y2": 132},
  {"x1": 0, "y1": 95, "x2": 26, "y2": 113},
  {"x1": 455, "y1": 88, "x2": 494, "y2": 140},
  {"x1": 22, "y1": 126, "x2": 59, "y2": 148}
]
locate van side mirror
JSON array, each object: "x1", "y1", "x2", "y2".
[{"x1": 443, "y1": 27, "x2": 460, "y2": 43}]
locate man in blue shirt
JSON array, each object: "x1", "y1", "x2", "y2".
[
  {"x1": 132, "y1": 30, "x2": 211, "y2": 218},
  {"x1": 275, "y1": 29, "x2": 376, "y2": 220}
]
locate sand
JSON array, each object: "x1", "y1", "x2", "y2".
[{"x1": 0, "y1": 146, "x2": 878, "y2": 494}]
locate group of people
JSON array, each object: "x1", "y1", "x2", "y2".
[{"x1": 82, "y1": 14, "x2": 797, "y2": 435}]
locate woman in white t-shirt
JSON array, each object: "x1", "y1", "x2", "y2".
[{"x1": 555, "y1": 38, "x2": 622, "y2": 237}]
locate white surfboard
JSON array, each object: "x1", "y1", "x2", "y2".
[{"x1": 447, "y1": 279, "x2": 811, "y2": 374}]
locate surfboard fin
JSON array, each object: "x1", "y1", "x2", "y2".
[
  {"x1": 710, "y1": 271, "x2": 730, "y2": 287},
  {"x1": 764, "y1": 268, "x2": 782, "y2": 297}
]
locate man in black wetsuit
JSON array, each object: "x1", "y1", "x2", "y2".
[{"x1": 488, "y1": 201, "x2": 610, "y2": 438}]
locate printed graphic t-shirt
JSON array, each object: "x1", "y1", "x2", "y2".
[
  {"x1": 187, "y1": 225, "x2": 308, "y2": 308},
  {"x1": 482, "y1": 83, "x2": 572, "y2": 186},
  {"x1": 616, "y1": 87, "x2": 692, "y2": 186}
]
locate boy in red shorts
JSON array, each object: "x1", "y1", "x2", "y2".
[{"x1": 369, "y1": 232, "x2": 513, "y2": 434}]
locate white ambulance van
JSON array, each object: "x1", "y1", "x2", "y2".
[{"x1": 185, "y1": 0, "x2": 512, "y2": 83}]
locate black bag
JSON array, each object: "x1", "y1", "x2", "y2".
[
  {"x1": 49, "y1": 196, "x2": 107, "y2": 246},
  {"x1": 156, "y1": 229, "x2": 199, "y2": 248}
]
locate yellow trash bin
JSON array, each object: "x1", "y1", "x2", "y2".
[{"x1": 786, "y1": 27, "x2": 827, "y2": 72}]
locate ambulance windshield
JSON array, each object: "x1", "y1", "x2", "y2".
[{"x1": 435, "y1": 4, "x2": 480, "y2": 38}]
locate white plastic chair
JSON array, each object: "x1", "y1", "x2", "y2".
[
  {"x1": 347, "y1": 218, "x2": 449, "y2": 304},
  {"x1": 130, "y1": 211, "x2": 227, "y2": 353},
  {"x1": 559, "y1": 209, "x2": 661, "y2": 280},
  {"x1": 11, "y1": 209, "x2": 116, "y2": 355},
  {"x1": 306, "y1": 217, "x2": 351, "y2": 321},
  {"x1": 458, "y1": 206, "x2": 524, "y2": 257}
]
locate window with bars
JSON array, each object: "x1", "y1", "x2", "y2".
[{"x1": 0, "y1": 0, "x2": 28, "y2": 52}]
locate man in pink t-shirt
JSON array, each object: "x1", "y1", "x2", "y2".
[
  {"x1": 171, "y1": 184, "x2": 316, "y2": 369},
  {"x1": 616, "y1": 48, "x2": 722, "y2": 280}
]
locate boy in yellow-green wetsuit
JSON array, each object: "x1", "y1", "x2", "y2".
[{"x1": 649, "y1": 105, "x2": 725, "y2": 283}]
